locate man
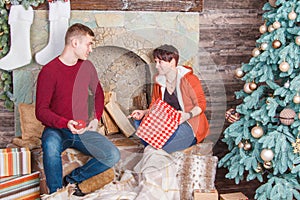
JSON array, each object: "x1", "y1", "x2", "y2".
[{"x1": 35, "y1": 23, "x2": 120, "y2": 196}]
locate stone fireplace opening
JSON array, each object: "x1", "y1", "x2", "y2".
[{"x1": 89, "y1": 46, "x2": 151, "y2": 115}]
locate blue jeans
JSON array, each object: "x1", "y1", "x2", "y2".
[
  {"x1": 41, "y1": 128, "x2": 120, "y2": 194},
  {"x1": 134, "y1": 120, "x2": 196, "y2": 153}
]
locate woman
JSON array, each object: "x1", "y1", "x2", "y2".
[{"x1": 130, "y1": 44, "x2": 209, "y2": 153}]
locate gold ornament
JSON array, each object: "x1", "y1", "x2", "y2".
[
  {"x1": 293, "y1": 93, "x2": 300, "y2": 104},
  {"x1": 261, "y1": 42, "x2": 268, "y2": 50},
  {"x1": 292, "y1": 132, "x2": 300, "y2": 154},
  {"x1": 284, "y1": 80, "x2": 290, "y2": 88},
  {"x1": 251, "y1": 125, "x2": 264, "y2": 138},
  {"x1": 243, "y1": 141, "x2": 252, "y2": 151},
  {"x1": 268, "y1": 25, "x2": 275, "y2": 32},
  {"x1": 259, "y1": 24, "x2": 267, "y2": 34},
  {"x1": 235, "y1": 68, "x2": 244, "y2": 78},
  {"x1": 255, "y1": 164, "x2": 263, "y2": 173},
  {"x1": 252, "y1": 48, "x2": 260, "y2": 57},
  {"x1": 269, "y1": 0, "x2": 276, "y2": 7},
  {"x1": 279, "y1": 108, "x2": 296, "y2": 125},
  {"x1": 295, "y1": 36, "x2": 300, "y2": 46},
  {"x1": 288, "y1": 10, "x2": 297, "y2": 20},
  {"x1": 238, "y1": 141, "x2": 244, "y2": 149},
  {"x1": 298, "y1": 112, "x2": 300, "y2": 119},
  {"x1": 272, "y1": 39, "x2": 281, "y2": 49},
  {"x1": 225, "y1": 108, "x2": 240, "y2": 123},
  {"x1": 263, "y1": 161, "x2": 273, "y2": 169},
  {"x1": 260, "y1": 149, "x2": 274, "y2": 162},
  {"x1": 249, "y1": 82, "x2": 257, "y2": 90},
  {"x1": 279, "y1": 61, "x2": 290, "y2": 72},
  {"x1": 273, "y1": 21, "x2": 281, "y2": 29},
  {"x1": 243, "y1": 83, "x2": 253, "y2": 94}
]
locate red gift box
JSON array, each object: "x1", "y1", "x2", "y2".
[{"x1": 136, "y1": 99, "x2": 181, "y2": 149}]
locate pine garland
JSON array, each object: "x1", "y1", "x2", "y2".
[{"x1": 0, "y1": 0, "x2": 45, "y2": 110}]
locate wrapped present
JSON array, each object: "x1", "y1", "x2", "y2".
[
  {"x1": 0, "y1": 147, "x2": 31, "y2": 177},
  {"x1": 136, "y1": 99, "x2": 181, "y2": 149},
  {"x1": 194, "y1": 189, "x2": 218, "y2": 200},
  {"x1": 0, "y1": 171, "x2": 40, "y2": 199},
  {"x1": 220, "y1": 192, "x2": 248, "y2": 200}
]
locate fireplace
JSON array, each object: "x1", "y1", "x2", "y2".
[{"x1": 13, "y1": 10, "x2": 200, "y2": 136}]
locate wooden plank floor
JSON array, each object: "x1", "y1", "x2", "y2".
[{"x1": 213, "y1": 136, "x2": 262, "y2": 200}]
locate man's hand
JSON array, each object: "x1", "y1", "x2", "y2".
[
  {"x1": 87, "y1": 119, "x2": 98, "y2": 131},
  {"x1": 67, "y1": 120, "x2": 86, "y2": 134}
]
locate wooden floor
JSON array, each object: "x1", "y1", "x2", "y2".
[{"x1": 213, "y1": 136, "x2": 262, "y2": 200}]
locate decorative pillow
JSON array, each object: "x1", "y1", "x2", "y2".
[
  {"x1": 172, "y1": 151, "x2": 218, "y2": 200},
  {"x1": 18, "y1": 103, "x2": 44, "y2": 140}
]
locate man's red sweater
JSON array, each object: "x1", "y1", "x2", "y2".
[{"x1": 35, "y1": 57, "x2": 104, "y2": 129}]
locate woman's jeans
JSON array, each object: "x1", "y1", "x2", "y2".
[
  {"x1": 134, "y1": 120, "x2": 196, "y2": 153},
  {"x1": 42, "y1": 127, "x2": 120, "y2": 194}
]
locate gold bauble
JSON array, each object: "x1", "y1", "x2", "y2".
[
  {"x1": 251, "y1": 125, "x2": 264, "y2": 138},
  {"x1": 293, "y1": 94, "x2": 300, "y2": 104},
  {"x1": 259, "y1": 24, "x2": 267, "y2": 34},
  {"x1": 238, "y1": 141, "x2": 244, "y2": 149},
  {"x1": 255, "y1": 164, "x2": 263, "y2": 173},
  {"x1": 273, "y1": 21, "x2": 281, "y2": 29},
  {"x1": 280, "y1": 108, "x2": 296, "y2": 125},
  {"x1": 288, "y1": 10, "x2": 297, "y2": 20},
  {"x1": 263, "y1": 161, "x2": 273, "y2": 169},
  {"x1": 272, "y1": 39, "x2": 281, "y2": 49},
  {"x1": 260, "y1": 149, "x2": 274, "y2": 162},
  {"x1": 279, "y1": 61, "x2": 290, "y2": 72},
  {"x1": 261, "y1": 42, "x2": 268, "y2": 50},
  {"x1": 268, "y1": 25, "x2": 275, "y2": 32},
  {"x1": 249, "y1": 82, "x2": 257, "y2": 90},
  {"x1": 252, "y1": 48, "x2": 260, "y2": 57},
  {"x1": 295, "y1": 36, "x2": 300, "y2": 46},
  {"x1": 235, "y1": 68, "x2": 244, "y2": 78},
  {"x1": 243, "y1": 83, "x2": 253, "y2": 94},
  {"x1": 269, "y1": 0, "x2": 277, "y2": 7},
  {"x1": 298, "y1": 112, "x2": 300, "y2": 119},
  {"x1": 243, "y1": 142, "x2": 252, "y2": 151}
]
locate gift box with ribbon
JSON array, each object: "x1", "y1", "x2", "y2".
[{"x1": 0, "y1": 147, "x2": 31, "y2": 177}]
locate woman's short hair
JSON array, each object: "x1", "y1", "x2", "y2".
[
  {"x1": 65, "y1": 23, "x2": 95, "y2": 44},
  {"x1": 153, "y1": 44, "x2": 179, "y2": 66}
]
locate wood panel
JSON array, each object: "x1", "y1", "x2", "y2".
[{"x1": 36, "y1": 0, "x2": 203, "y2": 12}]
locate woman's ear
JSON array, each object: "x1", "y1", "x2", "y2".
[{"x1": 170, "y1": 58, "x2": 176, "y2": 67}]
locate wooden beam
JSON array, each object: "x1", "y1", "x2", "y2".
[{"x1": 35, "y1": 0, "x2": 203, "y2": 12}]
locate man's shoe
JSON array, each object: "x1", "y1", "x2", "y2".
[
  {"x1": 63, "y1": 176, "x2": 85, "y2": 197},
  {"x1": 73, "y1": 183, "x2": 86, "y2": 197},
  {"x1": 62, "y1": 176, "x2": 70, "y2": 187}
]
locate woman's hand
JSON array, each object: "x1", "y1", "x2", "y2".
[
  {"x1": 129, "y1": 110, "x2": 147, "y2": 120},
  {"x1": 179, "y1": 111, "x2": 190, "y2": 124}
]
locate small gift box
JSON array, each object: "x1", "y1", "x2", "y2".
[
  {"x1": 220, "y1": 192, "x2": 248, "y2": 200},
  {"x1": 194, "y1": 189, "x2": 218, "y2": 200},
  {"x1": 0, "y1": 171, "x2": 40, "y2": 199},
  {"x1": 0, "y1": 147, "x2": 31, "y2": 177}
]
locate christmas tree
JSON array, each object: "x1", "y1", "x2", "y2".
[{"x1": 219, "y1": 0, "x2": 300, "y2": 199}]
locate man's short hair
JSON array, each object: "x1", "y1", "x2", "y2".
[{"x1": 65, "y1": 23, "x2": 94, "y2": 44}]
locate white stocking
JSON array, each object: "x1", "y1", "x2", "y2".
[
  {"x1": 0, "y1": 5, "x2": 34, "y2": 71},
  {"x1": 35, "y1": 0, "x2": 70, "y2": 65}
]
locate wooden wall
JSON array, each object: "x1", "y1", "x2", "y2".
[{"x1": 0, "y1": 0, "x2": 265, "y2": 147}]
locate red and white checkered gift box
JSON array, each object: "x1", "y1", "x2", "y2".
[{"x1": 136, "y1": 99, "x2": 181, "y2": 149}]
